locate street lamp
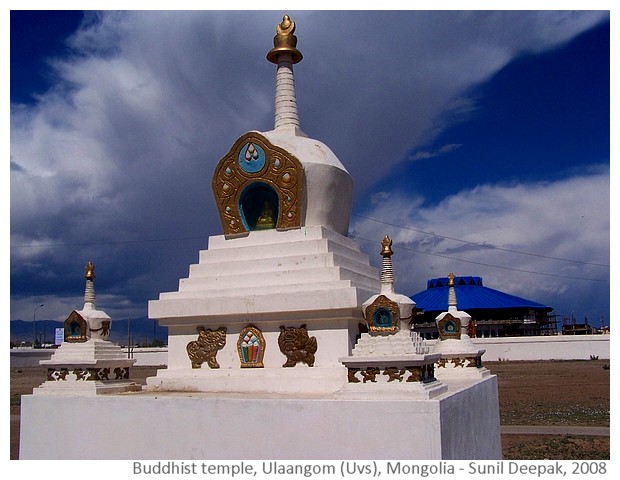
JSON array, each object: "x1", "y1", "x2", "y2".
[{"x1": 33, "y1": 304, "x2": 44, "y2": 347}]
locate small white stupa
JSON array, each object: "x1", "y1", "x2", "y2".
[
  {"x1": 34, "y1": 262, "x2": 139, "y2": 395},
  {"x1": 338, "y1": 236, "x2": 445, "y2": 398},
  {"x1": 433, "y1": 272, "x2": 489, "y2": 378}
]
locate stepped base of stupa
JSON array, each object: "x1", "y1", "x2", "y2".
[
  {"x1": 33, "y1": 339, "x2": 139, "y2": 396},
  {"x1": 146, "y1": 226, "x2": 382, "y2": 394}
]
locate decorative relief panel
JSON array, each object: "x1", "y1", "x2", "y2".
[
  {"x1": 186, "y1": 326, "x2": 227, "y2": 369},
  {"x1": 237, "y1": 325, "x2": 266, "y2": 368},
  {"x1": 278, "y1": 324, "x2": 317, "y2": 367},
  {"x1": 212, "y1": 132, "x2": 305, "y2": 236},
  {"x1": 46, "y1": 367, "x2": 131, "y2": 381},
  {"x1": 90, "y1": 320, "x2": 111, "y2": 339},
  {"x1": 437, "y1": 356, "x2": 482, "y2": 369},
  {"x1": 383, "y1": 367, "x2": 406, "y2": 382},
  {"x1": 365, "y1": 295, "x2": 400, "y2": 333},
  {"x1": 346, "y1": 364, "x2": 436, "y2": 384},
  {"x1": 437, "y1": 313, "x2": 461, "y2": 340},
  {"x1": 64, "y1": 311, "x2": 88, "y2": 343}
]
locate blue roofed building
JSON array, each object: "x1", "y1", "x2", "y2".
[{"x1": 410, "y1": 276, "x2": 556, "y2": 338}]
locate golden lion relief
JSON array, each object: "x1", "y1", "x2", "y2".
[
  {"x1": 278, "y1": 324, "x2": 317, "y2": 367},
  {"x1": 186, "y1": 326, "x2": 227, "y2": 369}
]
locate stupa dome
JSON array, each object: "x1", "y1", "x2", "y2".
[{"x1": 212, "y1": 15, "x2": 352, "y2": 237}]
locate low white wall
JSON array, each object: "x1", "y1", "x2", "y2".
[
  {"x1": 10, "y1": 347, "x2": 168, "y2": 368},
  {"x1": 470, "y1": 335, "x2": 610, "y2": 361},
  {"x1": 126, "y1": 347, "x2": 168, "y2": 366},
  {"x1": 11, "y1": 336, "x2": 608, "y2": 368},
  {"x1": 100, "y1": 337, "x2": 613, "y2": 364},
  {"x1": 10, "y1": 349, "x2": 54, "y2": 367}
]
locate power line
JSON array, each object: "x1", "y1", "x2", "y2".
[
  {"x1": 10, "y1": 216, "x2": 609, "y2": 283},
  {"x1": 350, "y1": 234, "x2": 609, "y2": 283},
  {"x1": 351, "y1": 213, "x2": 609, "y2": 268}
]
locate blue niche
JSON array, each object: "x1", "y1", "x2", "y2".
[
  {"x1": 239, "y1": 182, "x2": 279, "y2": 231},
  {"x1": 238, "y1": 142, "x2": 266, "y2": 174},
  {"x1": 443, "y1": 319, "x2": 457, "y2": 334},
  {"x1": 373, "y1": 307, "x2": 393, "y2": 328},
  {"x1": 69, "y1": 320, "x2": 82, "y2": 337}
]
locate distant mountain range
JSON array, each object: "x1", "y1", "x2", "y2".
[{"x1": 10, "y1": 318, "x2": 168, "y2": 346}]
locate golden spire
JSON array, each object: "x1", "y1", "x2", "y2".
[
  {"x1": 447, "y1": 272, "x2": 457, "y2": 308},
  {"x1": 84, "y1": 262, "x2": 96, "y2": 307},
  {"x1": 380, "y1": 235, "x2": 394, "y2": 257},
  {"x1": 84, "y1": 262, "x2": 95, "y2": 280},
  {"x1": 380, "y1": 235, "x2": 394, "y2": 293},
  {"x1": 267, "y1": 14, "x2": 303, "y2": 64}
]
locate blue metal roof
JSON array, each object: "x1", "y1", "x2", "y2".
[{"x1": 411, "y1": 276, "x2": 552, "y2": 313}]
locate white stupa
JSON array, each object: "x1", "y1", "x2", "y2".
[
  {"x1": 433, "y1": 272, "x2": 489, "y2": 378},
  {"x1": 147, "y1": 14, "x2": 380, "y2": 395},
  {"x1": 34, "y1": 262, "x2": 138, "y2": 395},
  {"x1": 20, "y1": 15, "x2": 501, "y2": 460},
  {"x1": 338, "y1": 235, "x2": 446, "y2": 398}
]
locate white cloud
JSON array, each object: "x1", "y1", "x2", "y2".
[
  {"x1": 9, "y1": 11, "x2": 609, "y2": 322},
  {"x1": 351, "y1": 168, "x2": 610, "y2": 320},
  {"x1": 408, "y1": 143, "x2": 462, "y2": 161}
]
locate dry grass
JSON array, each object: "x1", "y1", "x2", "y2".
[
  {"x1": 501, "y1": 435, "x2": 609, "y2": 460},
  {"x1": 486, "y1": 360, "x2": 610, "y2": 460}
]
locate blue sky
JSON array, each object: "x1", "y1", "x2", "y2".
[{"x1": 8, "y1": 8, "x2": 611, "y2": 329}]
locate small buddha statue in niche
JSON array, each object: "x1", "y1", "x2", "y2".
[{"x1": 256, "y1": 201, "x2": 276, "y2": 230}]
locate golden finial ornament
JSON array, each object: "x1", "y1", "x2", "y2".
[
  {"x1": 380, "y1": 235, "x2": 394, "y2": 257},
  {"x1": 267, "y1": 14, "x2": 303, "y2": 64},
  {"x1": 84, "y1": 262, "x2": 95, "y2": 280},
  {"x1": 447, "y1": 272, "x2": 455, "y2": 287}
]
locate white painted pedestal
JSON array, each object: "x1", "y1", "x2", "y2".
[
  {"x1": 34, "y1": 339, "x2": 139, "y2": 396},
  {"x1": 20, "y1": 374, "x2": 501, "y2": 460}
]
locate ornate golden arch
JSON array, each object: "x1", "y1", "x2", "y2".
[
  {"x1": 437, "y1": 313, "x2": 461, "y2": 340},
  {"x1": 365, "y1": 295, "x2": 400, "y2": 333},
  {"x1": 212, "y1": 132, "x2": 305, "y2": 236},
  {"x1": 64, "y1": 311, "x2": 88, "y2": 343}
]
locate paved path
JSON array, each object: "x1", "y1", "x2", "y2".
[{"x1": 501, "y1": 425, "x2": 610, "y2": 436}]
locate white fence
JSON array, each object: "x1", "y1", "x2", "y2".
[
  {"x1": 10, "y1": 347, "x2": 168, "y2": 367},
  {"x1": 10, "y1": 336, "x2": 609, "y2": 367},
  {"x1": 471, "y1": 334, "x2": 610, "y2": 361}
]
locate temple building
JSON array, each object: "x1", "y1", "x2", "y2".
[{"x1": 411, "y1": 275, "x2": 555, "y2": 338}]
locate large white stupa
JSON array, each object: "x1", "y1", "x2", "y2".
[
  {"x1": 20, "y1": 15, "x2": 501, "y2": 460},
  {"x1": 146, "y1": 14, "x2": 381, "y2": 395}
]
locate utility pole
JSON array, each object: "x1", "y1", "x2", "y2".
[
  {"x1": 127, "y1": 318, "x2": 132, "y2": 359},
  {"x1": 33, "y1": 304, "x2": 44, "y2": 347}
]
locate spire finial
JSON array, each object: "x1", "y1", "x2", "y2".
[
  {"x1": 381, "y1": 235, "x2": 394, "y2": 258},
  {"x1": 84, "y1": 262, "x2": 96, "y2": 306},
  {"x1": 267, "y1": 15, "x2": 303, "y2": 64},
  {"x1": 380, "y1": 235, "x2": 395, "y2": 293},
  {"x1": 85, "y1": 262, "x2": 95, "y2": 280},
  {"x1": 267, "y1": 14, "x2": 303, "y2": 133},
  {"x1": 447, "y1": 272, "x2": 457, "y2": 308}
]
